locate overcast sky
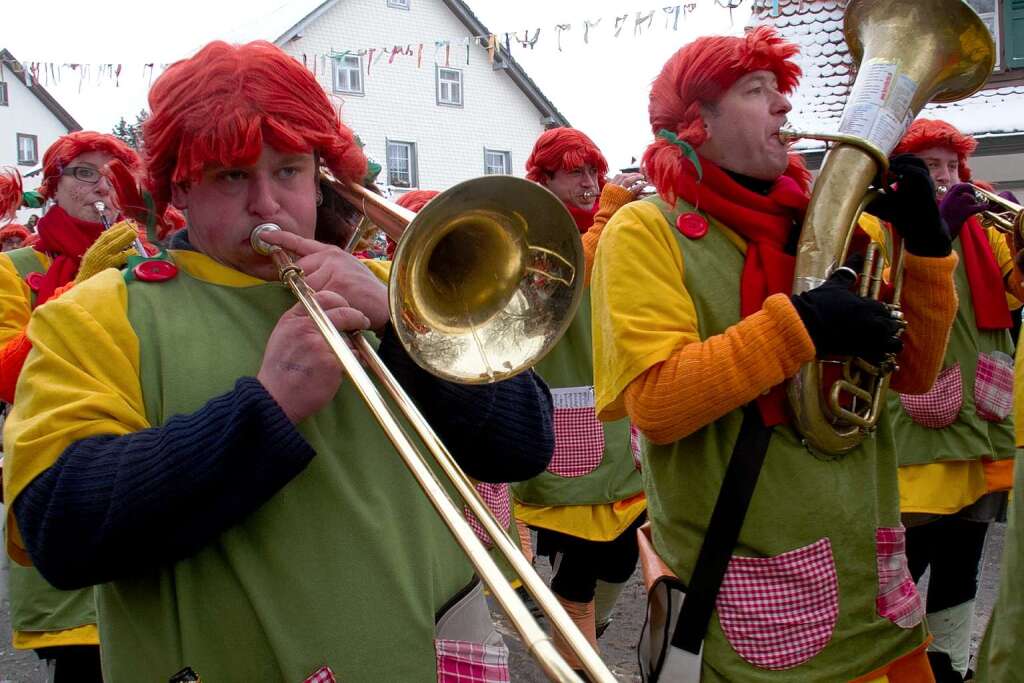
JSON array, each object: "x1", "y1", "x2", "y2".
[{"x1": 2, "y1": 0, "x2": 745, "y2": 169}]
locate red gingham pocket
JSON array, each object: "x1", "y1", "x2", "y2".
[
  {"x1": 303, "y1": 666, "x2": 335, "y2": 683},
  {"x1": 436, "y1": 638, "x2": 510, "y2": 682},
  {"x1": 974, "y1": 351, "x2": 1014, "y2": 422},
  {"x1": 464, "y1": 483, "x2": 511, "y2": 548},
  {"x1": 899, "y1": 363, "x2": 962, "y2": 429},
  {"x1": 630, "y1": 424, "x2": 642, "y2": 471},
  {"x1": 716, "y1": 538, "x2": 838, "y2": 670},
  {"x1": 876, "y1": 527, "x2": 924, "y2": 628},
  {"x1": 548, "y1": 387, "x2": 604, "y2": 478}
]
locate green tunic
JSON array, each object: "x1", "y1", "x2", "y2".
[
  {"x1": 888, "y1": 237, "x2": 1019, "y2": 466},
  {"x1": 642, "y1": 198, "x2": 927, "y2": 682},
  {"x1": 5, "y1": 245, "x2": 97, "y2": 644},
  {"x1": 96, "y1": 254, "x2": 475, "y2": 681}
]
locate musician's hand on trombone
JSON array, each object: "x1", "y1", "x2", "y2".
[
  {"x1": 256, "y1": 228, "x2": 389, "y2": 331},
  {"x1": 257, "y1": 289, "x2": 369, "y2": 423}
]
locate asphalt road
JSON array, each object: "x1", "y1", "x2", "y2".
[{"x1": 0, "y1": 519, "x2": 1006, "y2": 682}]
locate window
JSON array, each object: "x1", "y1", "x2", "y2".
[
  {"x1": 16, "y1": 134, "x2": 37, "y2": 165},
  {"x1": 387, "y1": 0, "x2": 409, "y2": 8},
  {"x1": 966, "y1": 0, "x2": 1024, "y2": 70},
  {"x1": 333, "y1": 54, "x2": 364, "y2": 95},
  {"x1": 436, "y1": 67, "x2": 463, "y2": 107},
  {"x1": 484, "y1": 149, "x2": 511, "y2": 175},
  {"x1": 0, "y1": 82, "x2": 8, "y2": 106},
  {"x1": 387, "y1": 140, "x2": 417, "y2": 188}
]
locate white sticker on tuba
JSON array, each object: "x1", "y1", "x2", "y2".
[
  {"x1": 838, "y1": 59, "x2": 918, "y2": 154},
  {"x1": 550, "y1": 386, "x2": 596, "y2": 409}
]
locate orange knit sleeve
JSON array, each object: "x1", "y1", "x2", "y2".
[
  {"x1": 582, "y1": 184, "x2": 633, "y2": 285},
  {"x1": 0, "y1": 282, "x2": 75, "y2": 403},
  {"x1": 889, "y1": 252, "x2": 959, "y2": 394},
  {"x1": 623, "y1": 293, "x2": 815, "y2": 444}
]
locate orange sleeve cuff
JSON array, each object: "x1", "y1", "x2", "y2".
[
  {"x1": 0, "y1": 331, "x2": 32, "y2": 403},
  {"x1": 623, "y1": 293, "x2": 815, "y2": 444},
  {"x1": 890, "y1": 251, "x2": 959, "y2": 394},
  {"x1": 582, "y1": 184, "x2": 633, "y2": 285},
  {"x1": 984, "y1": 458, "x2": 1015, "y2": 493}
]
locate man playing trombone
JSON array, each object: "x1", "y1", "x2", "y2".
[{"x1": 3, "y1": 40, "x2": 555, "y2": 682}]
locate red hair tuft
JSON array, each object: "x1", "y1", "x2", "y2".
[
  {"x1": 0, "y1": 167, "x2": 23, "y2": 224},
  {"x1": 0, "y1": 223, "x2": 29, "y2": 241},
  {"x1": 525, "y1": 128, "x2": 609, "y2": 183},
  {"x1": 38, "y1": 132, "x2": 140, "y2": 200},
  {"x1": 395, "y1": 190, "x2": 439, "y2": 214},
  {"x1": 893, "y1": 119, "x2": 976, "y2": 182},
  {"x1": 144, "y1": 41, "x2": 368, "y2": 209}
]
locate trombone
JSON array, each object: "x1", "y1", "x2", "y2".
[{"x1": 251, "y1": 174, "x2": 615, "y2": 683}]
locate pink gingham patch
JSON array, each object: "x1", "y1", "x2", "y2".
[
  {"x1": 303, "y1": 665, "x2": 335, "y2": 683},
  {"x1": 465, "y1": 483, "x2": 511, "y2": 547},
  {"x1": 436, "y1": 638, "x2": 510, "y2": 682},
  {"x1": 876, "y1": 527, "x2": 924, "y2": 628},
  {"x1": 899, "y1": 363, "x2": 962, "y2": 428},
  {"x1": 716, "y1": 538, "x2": 838, "y2": 670},
  {"x1": 630, "y1": 424, "x2": 642, "y2": 470},
  {"x1": 974, "y1": 351, "x2": 1014, "y2": 422}
]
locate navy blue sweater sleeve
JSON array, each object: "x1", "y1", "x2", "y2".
[
  {"x1": 14, "y1": 377, "x2": 315, "y2": 590},
  {"x1": 374, "y1": 325, "x2": 555, "y2": 483}
]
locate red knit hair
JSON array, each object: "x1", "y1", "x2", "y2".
[
  {"x1": 525, "y1": 128, "x2": 609, "y2": 183},
  {"x1": 0, "y1": 223, "x2": 29, "y2": 241},
  {"x1": 892, "y1": 118, "x2": 976, "y2": 182},
  {"x1": 0, "y1": 133, "x2": 139, "y2": 223},
  {"x1": 143, "y1": 40, "x2": 368, "y2": 210},
  {"x1": 395, "y1": 190, "x2": 439, "y2": 213},
  {"x1": 643, "y1": 27, "x2": 808, "y2": 201}
]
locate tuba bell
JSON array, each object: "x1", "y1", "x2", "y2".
[{"x1": 781, "y1": 0, "x2": 995, "y2": 455}]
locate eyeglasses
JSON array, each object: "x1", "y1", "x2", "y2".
[{"x1": 61, "y1": 166, "x2": 103, "y2": 184}]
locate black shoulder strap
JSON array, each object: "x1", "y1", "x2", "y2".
[{"x1": 671, "y1": 404, "x2": 773, "y2": 654}]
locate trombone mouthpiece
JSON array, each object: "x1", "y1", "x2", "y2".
[
  {"x1": 93, "y1": 201, "x2": 107, "y2": 213},
  {"x1": 250, "y1": 223, "x2": 282, "y2": 255}
]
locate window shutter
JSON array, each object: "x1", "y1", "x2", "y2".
[{"x1": 1005, "y1": 0, "x2": 1024, "y2": 69}]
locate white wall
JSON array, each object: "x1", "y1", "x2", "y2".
[
  {"x1": 279, "y1": 0, "x2": 552, "y2": 195},
  {"x1": 0, "y1": 63, "x2": 73, "y2": 225}
]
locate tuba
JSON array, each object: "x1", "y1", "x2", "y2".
[{"x1": 782, "y1": 0, "x2": 995, "y2": 455}]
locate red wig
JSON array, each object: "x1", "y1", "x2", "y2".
[
  {"x1": 144, "y1": 40, "x2": 368, "y2": 210},
  {"x1": 0, "y1": 223, "x2": 29, "y2": 241},
  {"x1": 893, "y1": 118, "x2": 976, "y2": 182},
  {"x1": 395, "y1": 190, "x2": 439, "y2": 214},
  {"x1": 525, "y1": 128, "x2": 609, "y2": 183},
  {"x1": 38, "y1": 132, "x2": 140, "y2": 200},
  {"x1": 643, "y1": 27, "x2": 806, "y2": 200},
  {"x1": 0, "y1": 167, "x2": 23, "y2": 223}
]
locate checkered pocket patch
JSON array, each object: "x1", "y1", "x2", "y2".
[
  {"x1": 464, "y1": 482, "x2": 511, "y2": 548},
  {"x1": 974, "y1": 351, "x2": 1014, "y2": 422},
  {"x1": 716, "y1": 538, "x2": 838, "y2": 670},
  {"x1": 630, "y1": 424, "x2": 642, "y2": 470},
  {"x1": 436, "y1": 638, "x2": 510, "y2": 682},
  {"x1": 548, "y1": 387, "x2": 604, "y2": 478},
  {"x1": 899, "y1": 363, "x2": 963, "y2": 429},
  {"x1": 303, "y1": 666, "x2": 336, "y2": 683},
  {"x1": 875, "y1": 527, "x2": 924, "y2": 628}
]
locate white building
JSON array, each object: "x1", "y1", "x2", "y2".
[
  {"x1": 0, "y1": 49, "x2": 81, "y2": 225},
  {"x1": 229, "y1": 0, "x2": 569, "y2": 197}
]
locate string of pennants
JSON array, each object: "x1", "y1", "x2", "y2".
[{"x1": 0, "y1": 0, "x2": 781, "y2": 89}]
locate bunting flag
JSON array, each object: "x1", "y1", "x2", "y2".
[{"x1": 0, "y1": 0, "x2": 782, "y2": 90}]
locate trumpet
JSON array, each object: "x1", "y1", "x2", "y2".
[
  {"x1": 937, "y1": 184, "x2": 1024, "y2": 240},
  {"x1": 252, "y1": 175, "x2": 615, "y2": 683}
]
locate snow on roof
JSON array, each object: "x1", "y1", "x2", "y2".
[{"x1": 750, "y1": 0, "x2": 1024, "y2": 150}]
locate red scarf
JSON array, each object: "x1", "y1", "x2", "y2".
[
  {"x1": 676, "y1": 157, "x2": 810, "y2": 426},
  {"x1": 32, "y1": 206, "x2": 104, "y2": 306},
  {"x1": 567, "y1": 203, "x2": 598, "y2": 233},
  {"x1": 959, "y1": 215, "x2": 1012, "y2": 330}
]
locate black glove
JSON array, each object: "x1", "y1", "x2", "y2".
[
  {"x1": 790, "y1": 268, "x2": 904, "y2": 360},
  {"x1": 867, "y1": 154, "x2": 951, "y2": 257}
]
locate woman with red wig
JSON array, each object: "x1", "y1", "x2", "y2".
[
  {"x1": 0, "y1": 223, "x2": 29, "y2": 251},
  {"x1": 591, "y1": 27, "x2": 959, "y2": 680},
  {"x1": 2, "y1": 40, "x2": 555, "y2": 682},
  {"x1": 514, "y1": 127, "x2": 647, "y2": 671},
  {"x1": 885, "y1": 118, "x2": 1024, "y2": 681},
  {"x1": 0, "y1": 131, "x2": 144, "y2": 682}
]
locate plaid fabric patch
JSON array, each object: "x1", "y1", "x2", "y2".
[
  {"x1": 630, "y1": 424, "x2": 642, "y2": 470},
  {"x1": 899, "y1": 363, "x2": 962, "y2": 429},
  {"x1": 716, "y1": 538, "x2": 838, "y2": 670},
  {"x1": 875, "y1": 527, "x2": 924, "y2": 629},
  {"x1": 974, "y1": 351, "x2": 1014, "y2": 422},
  {"x1": 303, "y1": 666, "x2": 336, "y2": 683},
  {"x1": 436, "y1": 638, "x2": 510, "y2": 682},
  {"x1": 465, "y1": 483, "x2": 511, "y2": 547}
]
